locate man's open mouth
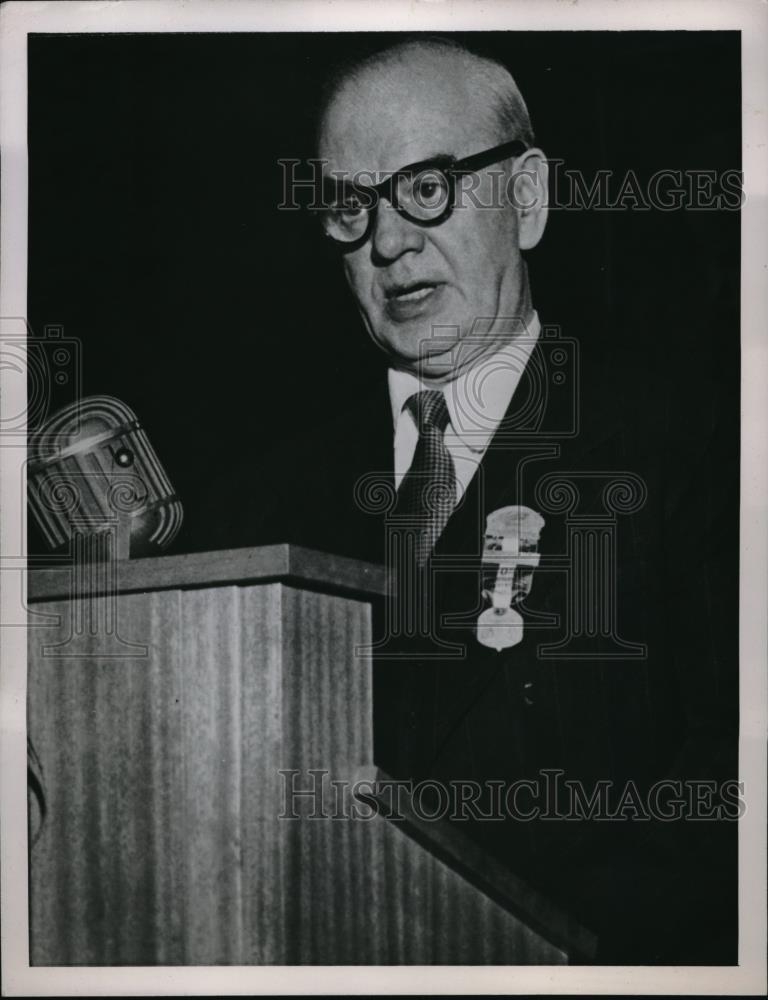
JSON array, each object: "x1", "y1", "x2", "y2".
[{"x1": 385, "y1": 281, "x2": 441, "y2": 303}]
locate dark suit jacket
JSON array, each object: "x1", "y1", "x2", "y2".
[{"x1": 186, "y1": 331, "x2": 738, "y2": 964}]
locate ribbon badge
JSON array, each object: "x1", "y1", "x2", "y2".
[{"x1": 476, "y1": 505, "x2": 545, "y2": 651}]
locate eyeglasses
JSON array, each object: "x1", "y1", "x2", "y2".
[{"x1": 318, "y1": 139, "x2": 528, "y2": 250}]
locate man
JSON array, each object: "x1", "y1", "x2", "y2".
[{"x1": 203, "y1": 37, "x2": 737, "y2": 964}]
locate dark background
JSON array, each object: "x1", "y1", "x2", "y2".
[{"x1": 27, "y1": 31, "x2": 740, "y2": 555}]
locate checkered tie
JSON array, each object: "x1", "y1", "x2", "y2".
[{"x1": 395, "y1": 390, "x2": 457, "y2": 567}]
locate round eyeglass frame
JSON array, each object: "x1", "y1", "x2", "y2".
[{"x1": 317, "y1": 138, "x2": 529, "y2": 252}]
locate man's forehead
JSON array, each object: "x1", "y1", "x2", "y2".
[{"x1": 318, "y1": 56, "x2": 489, "y2": 175}]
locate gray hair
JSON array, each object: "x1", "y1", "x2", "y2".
[{"x1": 317, "y1": 36, "x2": 536, "y2": 149}]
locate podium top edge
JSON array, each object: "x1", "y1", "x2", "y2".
[{"x1": 27, "y1": 544, "x2": 387, "y2": 603}]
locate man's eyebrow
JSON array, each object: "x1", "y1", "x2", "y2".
[
  {"x1": 322, "y1": 151, "x2": 459, "y2": 188},
  {"x1": 403, "y1": 152, "x2": 456, "y2": 170}
]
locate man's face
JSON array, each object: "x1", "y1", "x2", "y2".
[{"x1": 318, "y1": 54, "x2": 533, "y2": 380}]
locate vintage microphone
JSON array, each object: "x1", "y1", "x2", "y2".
[
  {"x1": 28, "y1": 395, "x2": 183, "y2": 560},
  {"x1": 27, "y1": 396, "x2": 183, "y2": 848}
]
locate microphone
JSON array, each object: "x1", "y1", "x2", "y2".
[{"x1": 28, "y1": 395, "x2": 183, "y2": 559}]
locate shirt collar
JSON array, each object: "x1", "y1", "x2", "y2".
[{"x1": 388, "y1": 311, "x2": 540, "y2": 453}]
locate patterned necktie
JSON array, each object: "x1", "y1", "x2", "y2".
[{"x1": 395, "y1": 389, "x2": 457, "y2": 567}]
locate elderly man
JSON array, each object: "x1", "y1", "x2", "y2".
[
  {"x1": 206, "y1": 37, "x2": 737, "y2": 964},
  {"x1": 317, "y1": 38, "x2": 546, "y2": 385},
  {"x1": 315, "y1": 38, "x2": 547, "y2": 573}
]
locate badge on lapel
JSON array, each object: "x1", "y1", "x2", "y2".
[{"x1": 477, "y1": 505, "x2": 545, "y2": 651}]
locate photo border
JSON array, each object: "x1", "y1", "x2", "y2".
[{"x1": 1, "y1": 0, "x2": 766, "y2": 994}]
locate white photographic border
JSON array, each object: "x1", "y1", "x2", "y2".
[{"x1": 1, "y1": 0, "x2": 766, "y2": 994}]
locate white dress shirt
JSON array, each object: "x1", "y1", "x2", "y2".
[{"x1": 388, "y1": 312, "x2": 540, "y2": 500}]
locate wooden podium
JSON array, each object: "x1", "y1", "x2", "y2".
[{"x1": 27, "y1": 545, "x2": 595, "y2": 965}]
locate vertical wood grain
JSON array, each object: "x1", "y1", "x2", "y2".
[
  {"x1": 178, "y1": 586, "x2": 243, "y2": 964},
  {"x1": 28, "y1": 590, "x2": 187, "y2": 964},
  {"x1": 238, "y1": 584, "x2": 285, "y2": 964},
  {"x1": 29, "y1": 580, "x2": 570, "y2": 966}
]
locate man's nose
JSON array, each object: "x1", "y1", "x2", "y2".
[{"x1": 370, "y1": 200, "x2": 425, "y2": 262}]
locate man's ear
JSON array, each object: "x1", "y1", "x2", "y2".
[{"x1": 510, "y1": 148, "x2": 548, "y2": 251}]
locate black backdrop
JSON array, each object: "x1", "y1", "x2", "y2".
[{"x1": 27, "y1": 31, "x2": 740, "y2": 555}]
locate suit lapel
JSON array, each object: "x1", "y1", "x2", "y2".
[{"x1": 412, "y1": 342, "x2": 625, "y2": 775}]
